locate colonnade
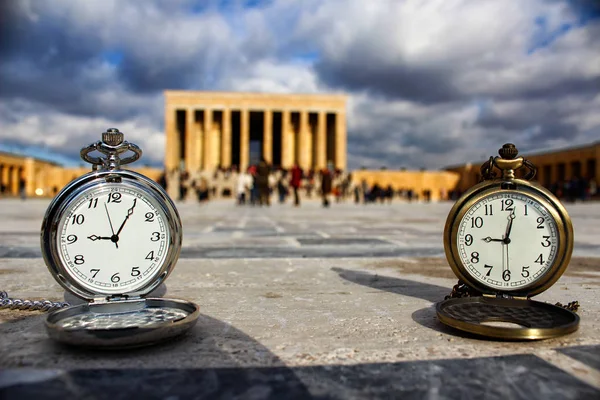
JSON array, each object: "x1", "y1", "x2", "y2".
[
  {"x1": 164, "y1": 92, "x2": 348, "y2": 174},
  {"x1": 0, "y1": 163, "x2": 23, "y2": 195}
]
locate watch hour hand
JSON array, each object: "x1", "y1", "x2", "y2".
[
  {"x1": 482, "y1": 237, "x2": 504, "y2": 243},
  {"x1": 87, "y1": 235, "x2": 112, "y2": 241}
]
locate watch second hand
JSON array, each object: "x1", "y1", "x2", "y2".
[{"x1": 104, "y1": 203, "x2": 118, "y2": 249}]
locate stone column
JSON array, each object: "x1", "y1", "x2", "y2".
[
  {"x1": 240, "y1": 108, "x2": 249, "y2": 170},
  {"x1": 185, "y1": 108, "x2": 197, "y2": 172},
  {"x1": 203, "y1": 109, "x2": 214, "y2": 171},
  {"x1": 221, "y1": 108, "x2": 232, "y2": 168},
  {"x1": 281, "y1": 110, "x2": 293, "y2": 168},
  {"x1": 11, "y1": 167, "x2": 20, "y2": 195},
  {"x1": 298, "y1": 110, "x2": 311, "y2": 170},
  {"x1": 195, "y1": 116, "x2": 203, "y2": 170},
  {"x1": 164, "y1": 106, "x2": 180, "y2": 200},
  {"x1": 0, "y1": 165, "x2": 6, "y2": 192},
  {"x1": 335, "y1": 111, "x2": 347, "y2": 171},
  {"x1": 25, "y1": 158, "x2": 35, "y2": 197},
  {"x1": 263, "y1": 109, "x2": 273, "y2": 163},
  {"x1": 316, "y1": 111, "x2": 327, "y2": 170}
]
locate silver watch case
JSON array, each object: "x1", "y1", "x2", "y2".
[{"x1": 41, "y1": 169, "x2": 199, "y2": 348}]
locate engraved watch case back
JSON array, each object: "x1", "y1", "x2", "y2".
[
  {"x1": 41, "y1": 129, "x2": 199, "y2": 348},
  {"x1": 437, "y1": 144, "x2": 579, "y2": 340}
]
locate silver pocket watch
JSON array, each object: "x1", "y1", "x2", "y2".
[{"x1": 39, "y1": 128, "x2": 199, "y2": 348}]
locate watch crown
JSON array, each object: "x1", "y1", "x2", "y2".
[
  {"x1": 102, "y1": 128, "x2": 124, "y2": 146},
  {"x1": 499, "y1": 143, "x2": 518, "y2": 160}
]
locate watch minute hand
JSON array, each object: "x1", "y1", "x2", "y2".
[{"x1": 116, "y1": 199, "x2": 137, "y2": 236}]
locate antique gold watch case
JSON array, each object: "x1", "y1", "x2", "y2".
[
  {"x1": 41, "y1": 129, "x2": 199, "y2": 348},
  {"x1": 437, "y1": 144, "x2": 579, "y2": 340}
]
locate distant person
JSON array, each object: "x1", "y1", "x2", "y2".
[
  {"x1": 321, "y1": 168, "x2": 332, "y2": 207},
  {"x1": 19, "y1": 179, "x2": 26, "y2": 201},
  {"x1": 277, "y1": 175, "x2": 288, "y2": 204},
  {"x1": 236, "y1": 167, "x2": 252, "y2": 205},
  {"x1": 290, "y1": 163, "x2": 303, "y2": 207},
  {"x1": 256, "y1": 157, "x2": 271, "y2": 206},
  {"x1": 361, "y1": 179, "x2": 368, "y2": 204},
  {"x1": 248, "y1": 164, "x2": 258, "y2": 205}
]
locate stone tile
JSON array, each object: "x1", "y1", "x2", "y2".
[
  {"x1": 180, "y1": 246, "x2": 444, "y2": 259},
  {"x1": 297, "y1": 238, "x2": 393, "y2": 246},
  {"x1": 1, "y1": 355, "x2": 598, "y2": 399},
  {"x1": 557, "y1": 345, "x2": 600, "y2": 371}
]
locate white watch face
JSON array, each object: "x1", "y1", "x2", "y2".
[
  {"x1": 456, "y1": 192, "x2": 559, "y2": 291},
  {"x1": 57, "y1": 184, "x2": 170, "y2": 294}
]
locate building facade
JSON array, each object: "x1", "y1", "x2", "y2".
[
  {"x1": 164, "y1": 91, "x2": 348, "y2": 199},
  {"x1": 0, "y1": 151, "x2": 162, "y2": 199},
  {"x1": 446, "y1": 142, "x2": 600, "y2": 196}
]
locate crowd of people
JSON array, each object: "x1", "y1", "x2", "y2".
[
  {"x1": 233, "y1": 160, "x2": 345, "y2": 207},
  {"x1": 160, "y1": 166, "x2": 599, "y2": 207}
]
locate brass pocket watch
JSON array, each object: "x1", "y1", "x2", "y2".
[
  {"x1": 437, "y1": 143, "x2": 579, "y2": 340},
  {"x1": 39, "y1": 128, "x2": 199, "y2": 348}
]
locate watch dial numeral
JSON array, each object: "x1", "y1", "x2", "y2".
[
  {"x1": 484, "y1": 264, "x2": 493, "y2": 276},
  {"x1": 535, "y1": 254, "x2": 545, "y2": 265},
  {"x1": 107, "y1": 192, "x2": 122, "y2": 203},
  {"x1": 465, "y1": 234, "x2": 473, "y2": 246},
  {"x1": 471, "y1": 217, "x2": 483, "y2": 228},
  {"x1": 541, "y1": 236, "x2": 551, "y2": 247},
  {"x1": 501, "y1": 199, "x2": 514, "y2": 211},
  {"x1": 59, "y1": 186, "x2": 171, "y2": 294},
  {"x1": 457, "y1": 191, "x2": 559, "y2": 291},
  {"x1": 71, "y1": 214, "x2": 85, "y2": 225}
]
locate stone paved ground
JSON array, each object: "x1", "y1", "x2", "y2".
[{"x1": 1, "y1": 198, "x2": 599, "y2": 399}]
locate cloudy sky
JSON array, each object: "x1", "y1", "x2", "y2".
[{"x1": 1, "y1": 0, "x2": 598, "y2": 169}]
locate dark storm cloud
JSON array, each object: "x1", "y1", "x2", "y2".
[
  {"x1": 476, "y1": 96, "x2": 587, "y2": 143},
  {"x1": 0, "y1": 3, "x2": 128, "y2": 119},
  {"x1": 316, "y1": 60, "x2": 460, "y2": 104},
  {"x1": 0, "y1": 1, "x2": 229, "y2": 120}
]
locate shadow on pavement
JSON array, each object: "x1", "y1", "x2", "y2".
[
  {"x1": 331, "y1": 267, "x2": 449, "y2": 303},
  {"x1": 0, "y1": 312, "x2": 312, "y2": 398},
  {"x1": 331, "y1": 267, "x2": 472, "y2": 336}
]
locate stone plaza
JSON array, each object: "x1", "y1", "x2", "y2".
[{"x1": 1, "y1": 198, "x2": 599, "y2": 398}]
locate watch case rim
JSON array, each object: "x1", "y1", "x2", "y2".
[
  {"x1": 436, "y1": 296, "x2": 579, "y2": 340},
  {"x1": 44, "y1": 297, "x2": 200, "y2": 349},
  {"x1": 443, "y1": 179, "x2": 574, "y2": 298},
  {"x1": 41, "y1": 169, "x2": 183, "y2": 302}
]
